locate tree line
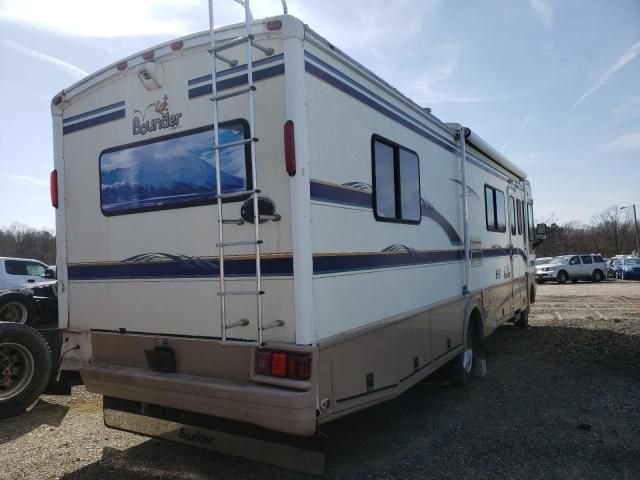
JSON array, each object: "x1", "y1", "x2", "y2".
[
  {"x1": 0, "y1": 223, "x2": 56, "y2": 265},
  {"x1": 0, "y1": 205, "x2": 637, "y2": 264},
  {"x1": 536, "y1": 206, "x2": 639, "y2": 258}
]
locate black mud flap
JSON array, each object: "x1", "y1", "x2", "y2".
[
  {"x1": 39, "y1": 328, "x2": 73, "y2": 395},
  {"x1": 103, "y1": 396, "x2": 325, "y2": 475}
]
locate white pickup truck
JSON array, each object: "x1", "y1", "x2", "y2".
[
  {"x1": 0, "y1": 257, "x2": 54, "y2": 291},
  {"x1": 535, "y1": 254, "x2": 606, "y2": 284}
]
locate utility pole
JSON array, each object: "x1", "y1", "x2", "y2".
[{"x1": 621, "y1": 204, "x2": 640, "y2": 256}]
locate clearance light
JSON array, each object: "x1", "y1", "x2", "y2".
[
  {"x1": 142, "y1": 50, "x2": 155, "y2": 61},
  {"x1": 52, "y1": 95, "x2": 63, "y2": 106},
  {"x1": 116, "y1": 61, "x2": 128, "y2": 71},
  {"x1": 255, "y1": 350, "x2": 312, "y2": 380},
  {"x1": 170, "y1": 41, "x2": 184, "y2": 51},
  {"x1": 266, "y1": 20, "x2": 282, "y2": 31},
  {"x1": 283, "y1": 120, "x2": 296, "y2": 176},
  {"x1": 50, "y1": 170, "x2": 58, "y2": 208}
]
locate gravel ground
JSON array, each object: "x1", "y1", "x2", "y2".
[{"x1": 1, "y1": 280, "x2": 639, "y2": 479}]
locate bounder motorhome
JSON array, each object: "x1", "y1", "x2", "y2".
[{"x1": 51, "y1": 2, "x2": 544, "y2": 473}]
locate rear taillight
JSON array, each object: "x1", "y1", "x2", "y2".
[
  {"x1": 255, "y1": 350, "x2": 312, "y2": 380},
  {"x1": 50, "y1": 169, "x2": 58, "y2": 208},
  {"x1": 283, "y1": 120, "x2": 296, "y2": 176}
]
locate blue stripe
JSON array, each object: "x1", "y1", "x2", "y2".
[
  {"x1": 67, "y1": 248, "x2": 527, "y2": 281},
  {"x1": 187, "y1": 54, "x2": 285, "y2": 86},
  {"x1": 188, "y1": 63, "x2": 285, "y2": 99},
  {"x1": 63, "y1": 101, "x2": 125, "y2": 124},
  {"x1": 310, "y1": 182, "x2": 371, "y2": 208},
  {"x1": 62, "y1": 109, "x2": 125, "y2": 135}
]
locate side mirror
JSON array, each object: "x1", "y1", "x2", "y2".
[
  {"x1": 535, "y1": 223, "x2": 547, "y2": 240},
  {"x1": 43, "y1": 268, "x2": 56, "y2": 279}
]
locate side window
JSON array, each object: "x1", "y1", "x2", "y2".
[
  {"x1": 516, "y1": 199, "x2": 523, "y2": 235},
  {"x1": 4, "y1": 260, "x2": 28, "y2": 275},
  {"x1": 569, "y1": 256, "x2": 580, "y2": 265},
  {"x1": 484, "y1": 185, "x2": 506, "y2": 232},
  {"x1": 581, "y1": 255, "x2": 593, "y2": 264},
  {"x1": 25, "y1": 262, "x2": 46, "y2": 276},
  {"x1": 372, "y1": 136, "x2": 421, "y2": 224},
  {"x1": 509, "y1": 196, "x2": 516, "y2": 235},
  {"x1": 594, "y1": 255, "x2": 604, "y2": 263},
  {"x1": 527, "y1": 202, "x2": 534, "y2": 241}
]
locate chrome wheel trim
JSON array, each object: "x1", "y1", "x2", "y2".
[
  {"x1": 462, "y1": 344, "x2": 474, "y2": 373},
  {"x1": 0, "y1": 343, "x2": 35, "y2": 400},
  {"x1": 0, "y1": 302, "x2": 28, "y2": 324}
]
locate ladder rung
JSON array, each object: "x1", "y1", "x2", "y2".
[
  {"x1": 218, "y1": 290, "x2": 265, "y2": 296},
  {"x1": 215, "y1": 189, "x2": 260, "y2": 200},
  {"x1": 210, "y1": 86, "x2": 256, "y2": 102},
  {"x1": 221, "y1": 218, "x2": 245, "y2": 225},
  {"x1": 214, "y1": 52, "x2": 237, "y2": 67},
  {"x1": 214, "y1": 137, "x2": 258, "y2": 150},
  {"x1": 252, "y1": 40, "x2": 274, "y2": 56},
  {"x1": 220, "y1": 339, "x2": 261, "y2": 347},
  {"x1": 217, "y1": 240, "x2": 263, "y2": 247},
  {"x1": 262, "y1": 320, "x2": 285, "y2": 330},
  {"x1": 225, "y1": 318, "x2": 250, "y2": 329},
  {"x1": 210, "y1": 35, "x2": 251, "y2": 54}
]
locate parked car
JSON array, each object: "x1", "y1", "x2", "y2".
[
  {"x1": 535, "y1": 254, "x2": 606, "y2": 284},
  {"x1": 535, "y1": 257, "x2": 553, "y2": 266},
  {"x1": 0, "y1": 257, "x2": 52, "y2": 291},
  {"x1": 615, "y1": 258, "x2": 640, "y2": 280},
  {"x1": 0, "y1": 281, "x2": 58, "y2": 326}
]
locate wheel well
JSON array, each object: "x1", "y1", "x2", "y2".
[
  {"x1": 469, "y1": 307, "x2": 483, "y2": 338},
  {"x1": 557, "y1": 269, "x2": 568, "y2": 277}
]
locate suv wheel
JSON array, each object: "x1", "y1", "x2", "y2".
[
  {"x1": 592, "y1": 270, "x2": 604, "y2": 283},
  {"x1": 557, "y1": 271, "x2": 569, "y2": 284}
]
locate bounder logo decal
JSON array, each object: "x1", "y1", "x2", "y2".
[
  {"x1": 133, "y1": 94, "x2": 182, "y2": 135},
  {"x1": 178, "y1": 427, "x2": 215, "y2": 445}
]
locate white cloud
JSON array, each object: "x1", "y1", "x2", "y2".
[
  {"x1": 599, "y1": 132, "x2": 640, "y2": 152},
  {"x1": 0, "y1": 39, "x2": 88, "y2": 78},
  {"x1": 529, "y1": 0, "x2": 553, "y2": 27},
  {"x1": 0, "y1": 172, "x2": 49, "y2": 187},
  {"x1": 572, "y1": 39, "x2": 640, "y2": 110}
]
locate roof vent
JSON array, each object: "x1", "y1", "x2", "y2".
[{"x1": 136, "y1": 61, "x2": 164, "y2": 91}]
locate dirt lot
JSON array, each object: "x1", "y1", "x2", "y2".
[{"x1": 1, "y1": 281, "x2": 639, "y2": 479}]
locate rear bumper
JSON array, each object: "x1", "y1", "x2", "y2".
[{"x1": 80, "y1": 363, "x2": 317, "y2": 436}]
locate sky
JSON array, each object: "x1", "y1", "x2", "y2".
[{"x1": 0, "y1": 0, "x2": 638, "y2": 230}]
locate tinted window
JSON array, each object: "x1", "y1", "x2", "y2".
[
  {"x1": 372, "y1": 136, "x2": 420, "y2": 224},
  {"x1": 581, "y1": 255, "x2": 593, "y2": 264},
  {"x1": 485, "y1": 185, "x2": 506, "y2": 232},
  {"x1": 509, "y1": 196, "x2": 516, "y2": 235},
  {"x1": 570, "y1": 256, "x2": 580, "y2": 265},
  {"x1": 527, "y1": 202, "x2": 535, "y2": 241},
  {"x1": 399, "y1": 149, "x2": 421, "y2": 222},
  {"x1": 594, "y1": 255, "x2": 604, "y2": 263},
  {"x1": 99, "y1": 122, "x2": 249, "y2": 215},
  {"x1": 516, "y1": 199, "x2": 523, "y2": 235},
  {"x1": 4, "y1": 260, "x2": 27, "y2": 276},
  {"x1": 373, "y1": 141, "x2": 396, "y2": 219}
]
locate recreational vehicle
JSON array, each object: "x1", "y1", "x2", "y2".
[{"x1": 50, "y1": 4, "x2": 544, "y2": 473}]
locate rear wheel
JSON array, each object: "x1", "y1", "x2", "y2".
[
  {"x1": 0, "y1": 322, "x2": 52, "y2": 419},
  {"x1": 592, "y1": 270, "x2": 604, "y2": 283},
  {"x1": 0, "y1": 294, "x2": 37, "y2": 326},
  {"x1": 557, "y1": 271, "x2": 569, "y2": 284},
  {"x1": 447, "y1": 321, "x2": 477, "y2": 387},
  {"x1": 514, "y1": 310, "x2": 529, "y2": 328}
]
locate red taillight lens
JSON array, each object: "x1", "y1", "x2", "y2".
[
  {"x1": 142, "y1": 50, "x2": 154, "y2": 60},
  {"x1": 255, "y1": 350, "x2": 312, "y2": 380},
  {"x1": 50, "y1": 169, "x2": 58, "y2": 208},
  {"x1": 116, "y1": 61, "x2": 128, "y2": 71},
  {"x1": 283, "y1": 120, "x2": 296, "y2": 176},
  {"x1": 266, "y1": 20, "x2": 282, "y2": 31},
  {"x1": 170, "y1": 41, "x2": 183, "y2": 51},
  {"x1": 271, "y1": 353, "x2": 287, "y2": 377}
]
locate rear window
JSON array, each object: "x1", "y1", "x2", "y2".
[
  {"x1": 5, "y1": 260, "x2": 27, "y2": 275},
  {"x1": 99, "y1": 121, "x2": 250, "y2": 216}
]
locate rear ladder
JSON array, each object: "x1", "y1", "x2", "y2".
[{"x1": 208, "y1": 0, "x2": 279, "y2": 346}]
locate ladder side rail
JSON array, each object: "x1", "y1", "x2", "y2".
[
  {"x1": 244, "y1": 0, "x2": 264, "y2": 345},
  {"x1": 208, "y1": 0, "x2": 228, "y2": 341}
]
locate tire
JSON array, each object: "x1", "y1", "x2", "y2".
[
  {"x1": 571, "y1": 279, "x2": 578, "y2": 284},
  {"x1": 447, "y1": 321, "x2": 477, "y2": 387},
  {"x1": 0, "y1": 294, "x2": 37, "y2": 326},
  {"x1": 592, "y1": 270, "x2": 604, "y2": 283},
  {"x1": 514, "y1": 310, "x2": 529, "y2": 328},
  {"x1": 557, "y1": 271, "x2": 569, "y2": 284},
  {"x1": 621, "y1": 272, "x2": 626, "y2": 280},
  {"x1": 0, "y1": 322, "x2": 52, "y2": 419}
]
